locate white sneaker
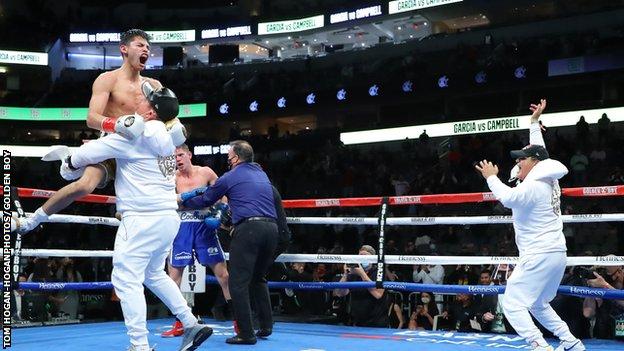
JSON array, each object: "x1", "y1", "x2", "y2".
[
  {"x1": 555, "y1": 339, "x2": 585, "y2": 351},
  {"x1": 531, "y1": 341, "x2": 554, "y2": 351}
]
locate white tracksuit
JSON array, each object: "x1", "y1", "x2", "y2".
[
  {"x1": 72, "y1": 121, "x2": 197, "y2": 348},
  {"x1": 485, "y1": 122, "x2": 576, "y2": 346}
]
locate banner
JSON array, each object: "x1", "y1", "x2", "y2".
[
  {"x1": 388, "y1": 0, "x2": 463, "y2": 15},
  {"x1": 0, "y1": 103, "x2": 205, "y2": 121},
  {"x1": 330, "y1": 5, "x2": 383, "y2": 24},
  {"x1": 69, "y1": 30, "x2": 196, "y2": 43},
  {"x1": 340, "y1": 106, "x2": 624, "y2": 145},
  {"x1": 201, "y1": 25, "x2": 252, "y2": 39},
  {"x1": 0, "y1": 49, "x2": 48, "y2": 66},
  {"x1": 180, "y1": 262, "x2": 206, "y2": 293},
  {"x1": 258, "y1": 15, "x2": 324, "y2": 35}
]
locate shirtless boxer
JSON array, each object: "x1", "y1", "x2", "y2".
[
  {"x1": 60, "y1": 91, "x2": 209, "y2": 351},
  {"x1": 162, "y1": 144, "x2": 232, "y2": 337},
  {"x1": 13, "y1": 28, "x2": 174, "y2": 234}
]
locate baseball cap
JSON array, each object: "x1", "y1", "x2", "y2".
[{"x1": 510, "y1": 144, "x2": 549, "y2": 161}]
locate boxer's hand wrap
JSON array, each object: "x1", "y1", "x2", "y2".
[
  {"x1": 101, "y1": 117, "x2": 117, "y2": 134},
  {"x1": 180, "y1": 187, "x2": 207, "y2": 204},
  {"x1": 115, "y1": 113, "x2": 145, "y2": 140},
  {"x1": 165, "y1": 118, "x2": 187, "y2": 147}
]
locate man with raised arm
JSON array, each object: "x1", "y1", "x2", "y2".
[{"x1": 475, "y1": 99, "x2": 584, "y2": 351}]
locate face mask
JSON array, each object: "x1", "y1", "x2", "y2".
[
  {"x1": 421, "y1": 297, "x2": 431, "y2": 304},
  {"x1": 361, "y1": 262, "x2": 371, "y2": 270},
  {"x1": 227, "y1": 156, "x2": 236, "y2": 169}
]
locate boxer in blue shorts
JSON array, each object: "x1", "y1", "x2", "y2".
[
  {"x1": 172, "y1": 207, "x2": 226, "y2": 268},
  {"x1": 162, "y1": 144, "x2": 231, "y2": 338}
]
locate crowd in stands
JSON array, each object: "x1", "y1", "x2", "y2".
[
  {"x1": 5, "y1": 1, "x2": 624, "y2": 340},
  {"x1": 11, "y1": 108, "x2": 623, "y2": 340}
]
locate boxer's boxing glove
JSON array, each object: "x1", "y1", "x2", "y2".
[
  {"x1": 164, "y1": 117, "x2": 187, "y2": 147},
  {"x1": 180, "y1": 187, "x2": 207, "y2": 203},
  {"x1": 101, "y1": 113, "x2": 145, "y2": 140}
]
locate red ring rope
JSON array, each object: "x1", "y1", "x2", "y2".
[{"x1": 3, "y1": 185, "x2": 622, "y2": 208}]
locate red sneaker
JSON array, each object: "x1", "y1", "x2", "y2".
[{"x1": 161, "y1": 320, "x2": 184, "y2": 338}]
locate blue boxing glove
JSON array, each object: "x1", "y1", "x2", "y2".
[
  {"x1": 214, "y1": 202, "x2": 229, "y2": 213},
  {"x1": 204, "y1": 202, "x2": 229, "y2": 230},
  {"x1": 180, "y1": 186, "x2": 207, "y2": 203},
  {"x1": 204, "y1": 216, "x2": 221, "y2": 231}
]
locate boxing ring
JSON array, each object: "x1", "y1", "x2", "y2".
[{"x1": 6, "y1": 185, "x2": 624, "y2": 350}]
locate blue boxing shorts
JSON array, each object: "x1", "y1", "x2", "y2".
[{"x1": 170, "y1": 209, "x2": 225, "y2": 268}]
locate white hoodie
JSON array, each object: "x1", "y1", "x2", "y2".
[
  {"x1": 486, "y1": 123, "x2": 569, "y2": 256},
  {"x1": 71, "y1": 120, "x2": 177, "y2": 214}
]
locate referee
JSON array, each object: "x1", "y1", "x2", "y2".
[{"x1": 180, "y1": 140, "x2": 278, "y2": 345}]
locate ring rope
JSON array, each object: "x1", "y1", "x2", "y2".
[
  {"x1": 13, "y1": 279, "x2": 624, "y2": 300},
  {"x1": 4, "y1": 185, "x2": 623, "y2": 207},
  {"x1": 16, "y1": 212, "x2": 624, "y2": 227},
  {"x1": 17, "y1": 249, "x2": 624, "y2": 266}
]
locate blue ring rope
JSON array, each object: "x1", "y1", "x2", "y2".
[{"x1": 14, "y1": 278, "x2": 624, "y2": 299}]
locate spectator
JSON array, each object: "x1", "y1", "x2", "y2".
[
  {"x1": 597, "y1": 113, "x2": 610, "y2": 140},
  {"x1": 583, "y1": 260, "x2": 624, "y2": 339},
  {"x1": 441, "y1": 293, "x2": 479, "y2": 332},
  {"x1": 576, "y1": 116, "x2": 590, "y2": 142},
  {"x1": 570, "y1": 149, "x2": 589, "y2": 185},
  {"x1": 413, "y1": 264, "x2": 445, "y2": 285},
  {"x1": 388, "y1": 293, "x2": 406, "y2": 329},
  {"x1": 408, "y1": 292, "x2": 439, "y2": 330},
  {"x1": 334, "y1": 245, "x2": 389, "y2": 327}
]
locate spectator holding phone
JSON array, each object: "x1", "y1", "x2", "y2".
[
  {"x1": 334, "y1": 245, "x2": 389, "y2": 327},
  {"x1": 583, "y1": 258, "x2": 624, "y2": 339}
]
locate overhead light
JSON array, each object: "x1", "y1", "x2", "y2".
[
  {"x1": 397, "y1": 26, "x2": 402, "y2": 30},
  {"x1": 0, "y1": 67, "x2": 7, "y2": 74},
  {"x1": 368, "y1": 84, "x2": 379, "y2": 97},
  {"x1": 219, "y1": 103, "x2": 229, "y2": 115},
  {"x1": 277, "y1": 97, "x2": 286, "y2": 108},
  {"x1": 438, "y1": 75, "x2": 449, "y2": 88},
  {"x1": 313, "y1": 39, "x2": 317, "y2": 42},
  {"x1": 402, "y1": 80, "x2": 413, "y2": 93},
  {"x1": 336, "y1": 89, "x2": 347, "y2": 101},
  {"x1": 475, "y1": 71, "x2": 487, "y2": 84},
  {"x1": 348, "y1": 35, "x2": 352, "y2": 39},
  {"x1": 265, "y1": 40, "x2": 269, "y2": 44},
  {"x1": 288, "y1": 36, "x2": 292, "y2": 40},
  {"x1": 306, "y1": 93, "x2": 316, "y2": 105},
  {"x1": 303, "y1": 43, "x2": 306, "y2": 47},
  {"x1": 360, "y1": 43, "x2": 365, "y2": 47},
  {"x1": 249, "y1": 100, "x2": 259, "y2": 112},
  {"x1": 409, "y1": 35, "x2": 413, "y2": 38},
  {"x1": 281, "y1": 47, "x2": 285, "y2": 50},
  {"x1": 305, "y1": 126, "x2": 310, "y2": 130}
]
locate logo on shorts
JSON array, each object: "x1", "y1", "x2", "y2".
[
  {"x1": 174, "y1": 251, "x2": 192, "y2": 260},
  {"x1": 207, "y1": 247, "x2": 219, "y2": 255},
  {"x1": 157, "y1": 155, "x2": 176, "y2": 180}
]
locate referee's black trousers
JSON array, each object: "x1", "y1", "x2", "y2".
[{"x1": 229, "y1": 220, "x2": 278, "y2": 338}]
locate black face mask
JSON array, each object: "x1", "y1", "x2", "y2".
[{"x1": 227, "y1": 156, "x2": 237, "y2": 169}]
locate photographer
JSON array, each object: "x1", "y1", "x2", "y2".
[
  {"x1": 334, "y1": 245, "x2": 389, "y2": 327},
  {"x1": 583, "y1": 261, "x2": 624, "y2": 339}
]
